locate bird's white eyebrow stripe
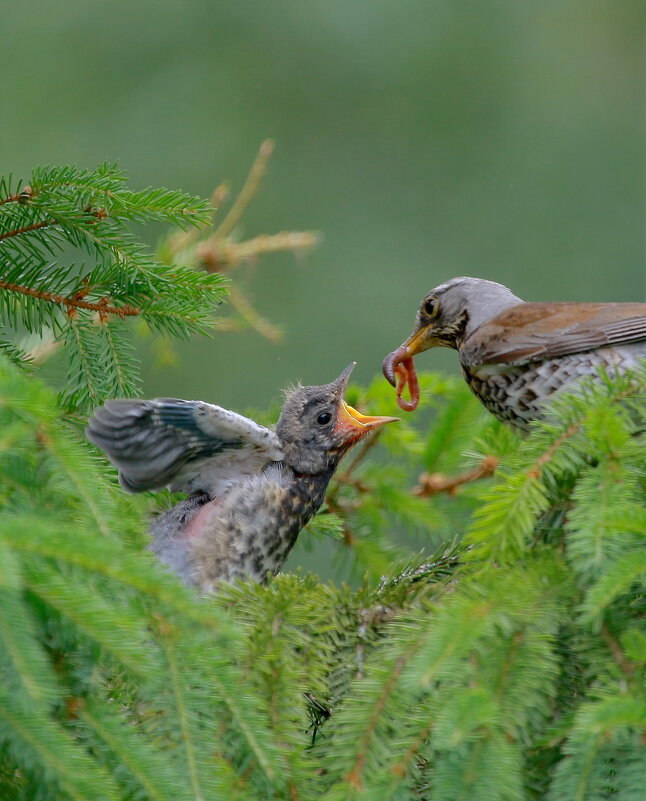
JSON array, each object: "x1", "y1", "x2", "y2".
[{"x1": 432, "y1": 277, "x2": 469, "y2": 294}]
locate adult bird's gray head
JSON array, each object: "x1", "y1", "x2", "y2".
[
  {"x1": 87, "y1": 363, "x2": 397, "y2": 591},
  {"x1": 382, "y1": 276, "x2": 646, "y2": 431}
]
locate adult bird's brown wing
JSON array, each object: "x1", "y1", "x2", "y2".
[
  {"x1": 87, "y1": 398, "x2": 284, "y2": 495},
  {"x1": 461, "y1": 303, "x2": 646, "y2": 367}
]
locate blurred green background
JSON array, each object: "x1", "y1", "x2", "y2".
[
  {"x1": 3, "y1": 0, "x2": 644, "y2": 402},
  {"x1": 2, "y1": 1, "x2": 644, "y2": 574}
]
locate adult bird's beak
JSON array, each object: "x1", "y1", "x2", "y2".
[
  {"x1": 382, "y1": 325, "x2": 436, "y2": 413},
  {"x1": 332, "y1": 363, "x2": 399, "y2": 443}
]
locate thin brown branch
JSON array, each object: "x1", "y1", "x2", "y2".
[
  {"x1": 390, "y1": 720, "x2": 434, "y2": 779},
  {"x1": 0, "y1": 186, "x2": 33, "y2": 206},
  {"x1": 346, "y1": 641, "x2": 423, "y2": 790},
  {"x1": 526, "y1": 421, "x2": 581, "y2": 480},
  {"x1": 413, "y1": 455, "x2": 498, "y2": 497},
  {"x1": 335, "y1": 475, "x2": 370, "y2": 494},
  {"x1": 600, "y1": 623, "x2": 634, "y2": 678},
  {"x1": 525, "y1": 380, "x2": 644, "y2": 481},
  {"x1": 210, "y1": 317, "x2": 246, "y2": 334},
  {"x1": 0, "y1": 219, "x2": 55, "y2": 241},
  {"x1": 0, "y1": 279, "x2": 139, "y2": 320},
  {"x1": 318, "y1": 494, "x2": 358, "y2": 544},
  {"x1": 215, "y1": 139, "x2": 275, "y2": 238}
]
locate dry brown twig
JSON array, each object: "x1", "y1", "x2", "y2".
[
  {"x1": 412, "y1": 455, "x2": 499, "y2": 497},
  {"x1": 165, "y1": 139, "x2": 320, "y2": 341},
  {"x1": 214, "y1": 139, "x2": 275, "y2": 239},
  {"x1": 225, "y1": 286, "x2": 283, "y2": 344},
  {"x1": 196, "y1": 231, "x2": 319, "y2": 272}
]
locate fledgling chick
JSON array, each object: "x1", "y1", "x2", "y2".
[{"x1": 87, "y1": 363, "x2": 397, "y2": 592}]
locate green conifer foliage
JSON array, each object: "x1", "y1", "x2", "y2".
[
  {"x1": 1, "y1": 163, "x2": 644, "y2": 800},
  {"x1": 0, "y1": 164, "x2": 225, "y2": 410}
]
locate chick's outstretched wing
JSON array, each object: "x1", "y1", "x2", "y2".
[{"x1": 87, "y1": 398, "x2": 284, "y2": 496}]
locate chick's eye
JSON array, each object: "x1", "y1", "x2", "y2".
[
  {"x1": 424, "y1": 298, "x2": 438, "y2": 317},
  {"x1": 317, "y1": 411, "x2": 332, "y2": 425}
]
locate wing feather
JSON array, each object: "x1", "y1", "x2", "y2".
[
  {"x1": 87, "y1": 398, "x2": 284, "y2": 495},
  {"x1": 462, "y1": 303, "x2": 646, "y2": 367}
]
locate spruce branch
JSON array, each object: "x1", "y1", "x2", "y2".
[
  {"x1": 77, "y1": 698, "x2": 193, "y2": 801},
  {"x1": 2, "y1": 156, "x2": 645, "y2": 801},
  {"x1": 0, "y1": 276, "x2": 140, "y2": 320},
  {"x1": 0, "y1": 337, "x2": 33, "y2": 369},
  {"x1": 345, "y1": 644, "x2": 423, "y2": 791},
  {"x1": 0, "y1": 185, "x2": 33, "y2": 206},
  {"x1": 0, "y1": 161, "x2": 224, "y2": 410},
  {"x1": 159, "y1": 637, "x2": 207, "y2": 801},
  {"x1": 526, "y1": 420, "x2": 582, "y2": 481},
  {"x1": 600, "y1": 623, "x2": 635, "y2": 679},
  {"x1": 412, "y1": 455, "x2": 498, "y2": 497},
  {"x1": 464, "y1": 367, "x2": 646, "y2": 565},
  {"x1": 0, "y1": 218, "x2": 55, "y2": 241}
]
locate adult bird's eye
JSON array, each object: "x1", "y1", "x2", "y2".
[
  {"x1": 317, "y1": 411, "x2": 332, "y2": 425},
  {"x1": 424, "y1": 298, "x2": 438, "y2": 317}
]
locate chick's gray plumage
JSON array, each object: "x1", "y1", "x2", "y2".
[
  {"x1": 383, "y1": 277, "x2": 646, "y2": 431},
  {"x1": 172, "y1": 463, "x2": 334, "y2": 591},
  {"x1": 87, "y1": 364, "x2": 396, "y2": 591}
]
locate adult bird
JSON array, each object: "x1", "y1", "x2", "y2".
[
  {"x1": 382, "y1": 277, "x2": 646, "y2": 431},
  {"x1": 87, "y1": 364, "x2": 397, "y2": 592}
]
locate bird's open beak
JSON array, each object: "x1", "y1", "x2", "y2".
[
  {"x1": 336, "y1": 400, "x2": 398, "y2": 438},
  {"x1": 382, "y1": 326, "x2": 437, "y2": 413},
  {"x1": 331, "y1": 363, "x2": 398, "y2": 442}
]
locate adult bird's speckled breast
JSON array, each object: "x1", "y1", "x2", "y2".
[
  {"x1": 382, "y1": 277, "x2": 646, "y2": 431},
  {"x1": 87, "y1": 363, "x2": 397, "y2": 592}
]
